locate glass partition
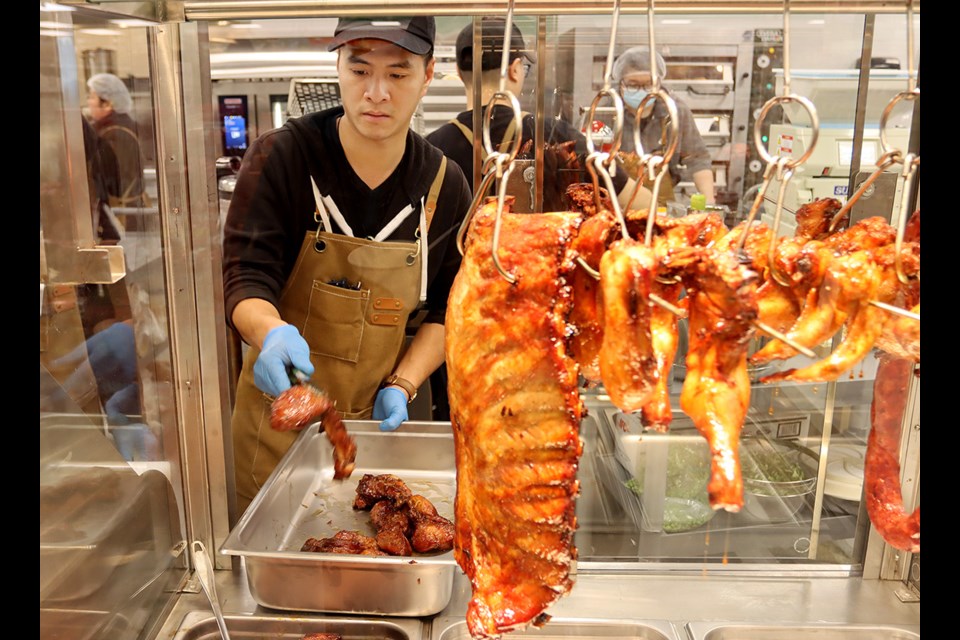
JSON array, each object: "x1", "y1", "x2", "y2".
[
  {"x1": 201, "y1": 7, "x2": 918, "y2": 574},
  {"x1": 40, "y1": 5, "x2": 188, "y2": 639}
]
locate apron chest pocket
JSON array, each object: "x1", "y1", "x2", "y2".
[{"x1": 304, "y1": 281, "x2": 368, "y2": 363}]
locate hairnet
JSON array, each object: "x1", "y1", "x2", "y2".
[
  {"x1": 87, "y1": 73, "x2": 133, "y2": 114},
  {"x1": 612, "y1": 46, "x2": 667, "y2": 83}
]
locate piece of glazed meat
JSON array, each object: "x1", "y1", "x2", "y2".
[
  {"x1": 301, "y1": 530, "x2": 385, "y2": 556},
  {"x1": 875, "y1": 303, "x2": 920, "y2": 363},
  {"x1": 302, "y1": 634, "x2": 343, "y2": 640},
  {"x1": 751, "y1": 247, "x2": 874, "y2": 366},
  {"x1": 865, "y1": 355, "x2": 920, "y2": 552},
  {"x1": 409, "y1": 512, "x2": 456, "y2": 553},
  {"x1": 568, "y1": 202, "x2": 618, "y2": 384},
  {"x1": 370, "y1": 499, "x2": 412, "y2": 536},
  {"x1": 446, "y1": 196, "x2": 583, "y2": 639},
  {"x1": 270, "y1": 384, "x2": 356, "y2": 480},
  {"x1": 823, "y1": 215, "x2": 897, "y2": 254},
  {"x1": 598, "y1": 238, "x2": 659, "y2": 413},
  {"x1": 635, "y1": 214, "x2": 726, "y2": 432},
  {"x1": 794, "y1": 197, "x2": 842, "y2": 241},
  {"x1": 667, "y1": 246, "x2": 759, "y2": 511},
  {"x1": 375, "y1": 527, "x2": 414, "y2": 556},
  {"x1": 713, "y1": 220, "x2": 774, "y2": 277},
  {"x1": 563, "y1": 182, "x2": 613, "y2": 216},
  {"x1": 352, "y1": 473, "x2": 413, "y2": 510},
  {"x1": 761, "y1": 249, "x2": 883, "y2": 383},
  {"x1": 872, "y1": 240, "x2": 920, "y2": 363},
  {"x1": 369, "y1": 498, "x2": 415, "y2": 556},
  {"x1": 624, "y1": 209, "x2": 728, "y2": 249},
  {"x1": 640, "y1": 259, "x2": 684, "y2": 432}
]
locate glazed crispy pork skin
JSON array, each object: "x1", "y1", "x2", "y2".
[{"x1": 446, "y1": 197, "x2": 584, "y2": 639}]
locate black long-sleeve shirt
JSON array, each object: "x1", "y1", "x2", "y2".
[{"x1": 223, "y1": 106, "x2": 473, "y2": 328}]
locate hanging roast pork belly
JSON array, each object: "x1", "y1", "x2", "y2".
[{"x1": 446, "y1": 196, "x2": 584, "y2": 639}]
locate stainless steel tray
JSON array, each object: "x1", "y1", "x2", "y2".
[
  {"x1": 431, "y1": 616, "x2": 681, "y2": 640},
  {"x1": 40, "y1": 608, "x2": 133, "y2": 640},
  {"x1": 172, "y1": 611, "x2": 423, "y2": 639},
  {"x1": 40, "y1": 465, "x2": 171, "y2": 603},
  {"x1": 685, "y1": 621, "x2": 920, "y2": 640},
  {"x1": 221, "y1": 420, "x2": 457, "y2": 616}
]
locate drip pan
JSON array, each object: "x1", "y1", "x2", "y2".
[
  {"x1": 431, "y1": 617, "x2": 681, "y2": 640},
  {"x1": 171, "y1": 611, "x2": 422, "y2": 639},
  {"x1": 686, "y1": 622, "x2": 920, "y2": 640}
]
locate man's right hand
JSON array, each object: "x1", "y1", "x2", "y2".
[{"x1": 253, "y1": 324, "x2": 314, "y2": 397}]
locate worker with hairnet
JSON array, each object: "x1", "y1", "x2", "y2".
[
  {"x1": 613, "y1": 46, "x2": 715, "y2": 206},
  {"x1": 86, "y1": 73, "x2": 150, "y2": 208}
]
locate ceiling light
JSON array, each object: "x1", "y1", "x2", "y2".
[
  {"x1": 211, "y1": 51, "x2": 336, "y2": 64},
  {"x1": 39, "y1": 2, "x2": 75, "y2": 11},
  {"x1": 79, "y1": 28, "x2": 122, "y2": 36},
  {"x1": 111, "y1": 19, "x2": 157, "y2": 28},
  {"x1": 661, "y1": 19, "x2": 691, "y2": 25},
  {"x1": 808, "y1": 19, "x2": 826, "y2": 25},
  {"x1": 211, "y1": 64, "x2": 338, "y2": 80},
  {"x1": 230, "y1": 23, "x2": 263, "y2": 30}
]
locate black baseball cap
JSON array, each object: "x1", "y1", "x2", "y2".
[
  {"x1": 455, "y1": 18, "x2": 537, "y2": 72},
  {"x1": 327, "y1": 16, "x2": 436, "y2": 55}
]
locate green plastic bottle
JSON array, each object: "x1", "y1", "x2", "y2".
[{"x1": 689, "y1": 193, "x2": 707, "y2": 212}]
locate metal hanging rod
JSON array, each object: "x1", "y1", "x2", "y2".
[{"x1": 182, "y1": 0, "x2": 920, "y2": 20}]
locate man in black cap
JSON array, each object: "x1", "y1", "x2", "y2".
[
  {"x1": 223, "y1": 16, "x2": 473, "y2": 513},
  {"x1": 426, "y1": 18, "x2": 651, "y2": 212}
]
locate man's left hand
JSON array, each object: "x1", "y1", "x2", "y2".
[{"x1": 373, "y1": 387, "x2": 408, "y2": 432}]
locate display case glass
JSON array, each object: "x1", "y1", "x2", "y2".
[
  {"x1": 40, "y1": 9, "x2": 920, "y2": 639},
  {"x1": 40, "y1": 5, "x2": 188, "y2": 639}
]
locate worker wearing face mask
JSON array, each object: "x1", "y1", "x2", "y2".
[{"x1": 613, "y1": 46, "x2": 715, "y2": 207}]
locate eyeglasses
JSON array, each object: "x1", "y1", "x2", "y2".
[
  {"x1": 620, "y1": 80, "x2": 653, "y2": 92},
  {"x1": 522, "y1": 61, "x2": 533, "y2": 75}
]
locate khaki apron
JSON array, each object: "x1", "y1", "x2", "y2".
[
  {"x1": 640, "y1": 170, "x2": 676, "y2": 209},
  {"x1": 452, "y1": 114, "x2": 538, "y2": 211},
  {"x1": 232, "y1": 159, "x2": 446, "y2": 510},
  {"x1": 635, "y1": 115, "x2": 676, "y2": 208}
]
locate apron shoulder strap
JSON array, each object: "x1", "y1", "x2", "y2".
[
  {"x1": 98, "y1": 124, "x2": 139, "y2": 142},
  {"x1": 450, "y1": 119, "x2": 474, "y2": 145},
  {"x1": 423, "y1": 156, "x2": 446, "y2": 230},
  {"x1": 450, "y1": 111, "x2": 532, "y2": 159}
]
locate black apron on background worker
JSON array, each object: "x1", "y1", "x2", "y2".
[{"x1": 231, "y1": 160, "x2": 445, "y2": 511}]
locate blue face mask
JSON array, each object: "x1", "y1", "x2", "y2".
[{"x1": 622, "y1": 87, "x2": 648, "y2": 110}]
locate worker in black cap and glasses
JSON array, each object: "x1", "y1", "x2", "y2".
[
  {"x1": 223, "y1": 16, "x2": 472, "y2": 514},
  {"x1": 427, "y1": 17, "x2": 652, "y2": 212}
]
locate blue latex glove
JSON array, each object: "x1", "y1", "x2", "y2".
[
  {"x1": 55, "y1": 321, "x2": 137, "y2": 382},
  {"x1": 52, "y1": 322, "x2": 139, "y2": 420},
  {"x1": 254, "y1": 324, "x2": 314, "y2": 397},
  {"x1": 111, "y1": 422, "x2": 160, "y2": 462},
  {"x1": 373, "y1": 387, "x2": 408, "y2": 432}
]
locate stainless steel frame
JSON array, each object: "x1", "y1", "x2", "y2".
[
  {"x1": 40, "y1": 21, "x2": 125, "y2": 285},
  {"x1": 181, "y1": 1, "x2": 920, "y2": 20},
  {"x1": 44, "y1": 5, "x2": 920, "y2": 635}
]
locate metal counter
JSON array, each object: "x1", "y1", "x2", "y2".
[{"x1": 154, "y1": 563, "x2": 920, "y2": 639}]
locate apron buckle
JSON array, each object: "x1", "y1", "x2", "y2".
[{"x1": 406, "y1": 236, "x2": 421, "y2": 266}]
